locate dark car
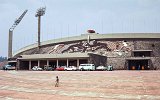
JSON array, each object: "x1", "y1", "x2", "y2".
[{"x1": 44, "y1": 65, "x2": 53, "y2": 71}]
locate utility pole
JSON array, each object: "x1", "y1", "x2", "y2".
[
  {"x1": 35, "y1": 7, "x2": 46, "y2": 49},
  {"x1": 8, "y1": 10, "x2": 28, "y2": 58}
]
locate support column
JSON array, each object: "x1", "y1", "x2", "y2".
[
  {"x1": 47, "y1": 60, "x2": 49, "y2": 66},
  {"x1": 38, "y1": 60, "x2": 40, "y2": 67},
  {"x1": 67, "y1": 59, "x2": 69, "y2": 67},
  {"x1": 29, "y1": 60, "x2": 31, "y2": 70},
  {"x1": 38, "y1": 16, "x2": 41, "y2": 49},
  {"x1": 77, "y1": 59, "x2": 79, "y2": 68},
  {"x1": 16, "y1": 59, "x2": 20, "y2": 70},
  {"x1": 87, "y1": 35, "x2": 90, "y2": 43},
  {"x1": 56, "y1": 59, "x2": 59, "y2": 67},
  {"x1": 8, "y1": 30, "x2": 13, "y2": 58}
]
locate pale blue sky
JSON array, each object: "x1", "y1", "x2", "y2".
[{"x1": 0, "y1": 0, "x2": 160, "y2": 57}]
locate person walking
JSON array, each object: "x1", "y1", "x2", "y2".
[{"x1": 55, "y1": 76, "x2": 59, "y2": 87}]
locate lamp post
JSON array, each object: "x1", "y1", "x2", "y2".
[
  {"x1": 35, "y1": 7, "x2": 46, "y2": 49},
  {"x1": 8, "y1": 10, "x2": 28, "y2": 58}
]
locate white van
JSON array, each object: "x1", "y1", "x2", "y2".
[{"x1": 79, "y1": 64, "x2": 95, "y2": 71}]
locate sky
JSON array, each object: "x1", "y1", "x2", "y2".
[{"x1": 0, "y1": 0, "x2": 160, "y2": 57}]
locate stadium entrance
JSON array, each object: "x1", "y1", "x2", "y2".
[{"x1": 127, "y1": 59, "x2": 149, "y2": 70}]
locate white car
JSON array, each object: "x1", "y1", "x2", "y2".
[
  {"x1": 32, "y1": 66, "x2": 43, "y2": 71},
  {"x1": 3, "y1": 65, "x2": 16, "y2": 70},
  {"x1": 64, "y1": 66, "x2": 77, "y2": 71},
  {"x1": 96, "y1": 66, "x2": 107, "y2": 71},
  {"x1": 79, "y1": 64, "x2": 95, "y2": 71}
]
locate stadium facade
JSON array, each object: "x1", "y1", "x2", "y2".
[{"x1": 10, "y1": 33, "x2": 160, "y2": 70}]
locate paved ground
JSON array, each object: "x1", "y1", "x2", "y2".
[{"x1": 0, "y1": 70, "x2": 160, "y2": 100}]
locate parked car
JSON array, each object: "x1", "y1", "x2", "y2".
[
  {"x1": 79, "y1": 64, "x2": 95, "y2": 71},
  {"x1": 55, "y1": 66, "x2": 65, "y2": 71},
  {"x1": 3, "y1": 65, "x2": 16, "y2": 70},
  {"x1": 64, "y1": 66, "x2": 77, "y2": 71},
  {"x1": 96, "y1": 66, "x2": 107, "y2": 71},
  {"x1": 107, "y1": 65, "x2": 113, "y2": 71},
  {"x1": 32, "y1": 66, "x2": 43, "y2": 71},
  {"x1": 44, "y1": 65, "x2": 53, "y2": 71}
]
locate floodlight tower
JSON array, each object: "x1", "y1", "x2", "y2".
[
  {"x1": 35, "y1": 7, "x2": 46, "y2": 49},
  {"x1": 8, "y1": 10, "x2": 28, "y2": 58}
]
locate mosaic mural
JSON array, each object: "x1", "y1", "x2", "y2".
[
  {"x1": 47, "y1": 40, "x2": 132, "y2": 57},
  {"x1": 17, "y1": 40, "x2": 133, "y2": 57}
]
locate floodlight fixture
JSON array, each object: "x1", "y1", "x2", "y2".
[
  {"x1": 35, "y1": 7, "x2": 46, "y2": 17},
  {"x1": 9, "y1": 10, "x2": 28, "y2": 31}
]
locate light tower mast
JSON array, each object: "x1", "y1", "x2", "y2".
[
  {"x1": 8, "y1": 10, "x2": 28, "y2": 58},
  {"x1": 35, "y1": 7, "x2": 46, "y2": 49}
]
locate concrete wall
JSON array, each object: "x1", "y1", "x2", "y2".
[
  {"x1": 151, "y1": 57, "x2": 160, "y2": 70},
  {"x1": 107, "y1": 57, "x2": 126, "y2": 70},
  {"x1": 88, "y1": 54, "x2": 107, "y2": 67},
  {"x1": 134, "y1": 40, "x2": 160, "y2": 57}
]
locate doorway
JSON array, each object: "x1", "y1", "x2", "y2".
[{"x1": 128, "y1": 60, "x2": 149, "y2": 70}]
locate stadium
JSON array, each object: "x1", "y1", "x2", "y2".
[{"x1": 9, "y1": 31, "x2": 160, "y2": 70}]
